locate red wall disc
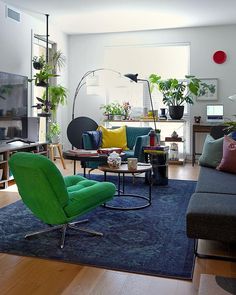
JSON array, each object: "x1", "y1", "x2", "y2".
[{"x1": 213, "y1": 51, "x2": 227, "y2": 64}]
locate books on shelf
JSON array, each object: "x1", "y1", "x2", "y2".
[
  {"x1": 165, "y1": 137, "x2": 183, "y2": 142},
  {"x1": 143, "y1": 145, "x2": 169, "y2": 154},
  {"x1": 143, "y1": 145, "x2": 169, "y2": 151}
]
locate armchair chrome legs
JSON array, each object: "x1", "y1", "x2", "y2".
[{"x1": 24, "y1": 219, "x2": 103, "y2": 249}]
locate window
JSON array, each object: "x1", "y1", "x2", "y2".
[{"x1": 103, "y1": 43, "x2": 190, "y2": 116}]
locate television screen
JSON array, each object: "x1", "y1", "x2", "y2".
[{"x1": 0, "y1": 71, "x2": 28, "y2": 142}]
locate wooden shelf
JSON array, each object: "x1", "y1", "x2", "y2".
[
  {"x1": 168, "y1": 159, "x2": 185, "y2": 165},
  {"x1": 0, "y1": 142, "x2": 48, "y2": 189}
]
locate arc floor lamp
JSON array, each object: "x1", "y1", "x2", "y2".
[{"x1": 67, "y1": 68, "x2": 121, "y2": 149}]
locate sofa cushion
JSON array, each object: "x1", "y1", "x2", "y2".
[
  {"x1": 196, "y1": 166, "x2": 236, "y2": 195},
  {"x1": 126, "y1": 126, "x2": 152, "y2": 149},
  {"x1": 198, "y1": 135, "x2": 223, "y2": 168},
  {"x1": 217, "y1": 135, "x2": 236, "y2": 174},
  {"x1": 186, "y1": 192, "x2": 236, "y2": 242},
  {"x1": 98, "y1": 125, "x2": 128, "y2": 150}
]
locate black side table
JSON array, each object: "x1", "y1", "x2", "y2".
[{"x1": 144, "y1": 151, "x2": 169, "y2": 186}]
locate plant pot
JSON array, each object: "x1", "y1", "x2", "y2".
[
  {"x1": 169, "y1": 106, "x2": 184, "y2": 120},
  {"x1": 113, "y1": 115, "x2": 122, "y2": 121},
  {"x1": 51, "y1": 135, "x2": 60, "y2": 144},
  {"x1": 33, "y1": 62, "x2": 43, "y2": 70},
  {"x1": 36, "y1": 81, "x2": 48, "y2": 87}
]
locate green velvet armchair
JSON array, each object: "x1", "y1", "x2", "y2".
[{"x1": 9, "y1": 152, "x2": 116, "y2": 248}]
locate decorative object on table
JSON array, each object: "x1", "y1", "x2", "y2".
[
  {"x1": 169, "y1": 142, "x2": 179, "y2": 161},
  {"x1": 123, "y1": 101, "x2": 131, "y2": 120},
  {"x1": 124, "y1": 73, "x2": 157, "y2": 131},
  {"x1": 171, "y1": 131, "x2": 178, "y2": 139},
  {"x1": 159, "y1": 108, "x2": 168, "y2": 120},
  {"x1": 194, "y1": 116, "x2": 201, "y2": 123},
  {"x1": 196, "y1": 78, "x2": 218, "y2": 101},
  {"x1": 148, "y1": 129, "x2": 156, "y2": 146},
  {"x1": 127, "y1": 158, "x2": 138, "y2": 171},
  {"x1": 149, "y1": 74, "x2": 215, "y2": 120},
  {"x1": 212, "y1": 50, "x2": 227, "y2": 64},
  {"x1": 107, "y1": 151, "x2": 121, "y2": 168}
]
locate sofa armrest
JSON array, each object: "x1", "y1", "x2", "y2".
[{"x1": 133, "y1": 135, "x2": 149, "y2": 162}]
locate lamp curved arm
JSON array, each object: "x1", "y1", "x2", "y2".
[{"x1": 72, "y1": 68, "x2": 121, "y2": 120}]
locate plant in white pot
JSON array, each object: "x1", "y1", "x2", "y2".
[
  {"x1": 48, "y1": 122, "x2": 61, "y2": 144},
  {"x1": 149, "y1": 74, "x2": 214, "y2": 120}
]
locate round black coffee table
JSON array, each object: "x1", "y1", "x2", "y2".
[{"x1": 98, "y1": 163, "x2": 152, "y2": 210}]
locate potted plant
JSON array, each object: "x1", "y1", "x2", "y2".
[
  {"x1": 149, "y1": 74, "x2": 214, "y2": 120},
  {"x1": 100, "y1": 102, "x2": 124, "y2": 120},
  {"x1": 224, "y1": 118, "x2": 236, "y2": 140},
  {"x1": 112, "y1": 102, "x2": 124, "y2": 120},
  {"x1": 29, "y1": 64, "x2": 58, "y2": 87},
  {"x1": 48, "y1": 122, "x2": 61, "y2": 143},
  {"x1": 42, "y1": 85, "x2": 67, "y2": 118},
  {"x1": 51, "y1": 50, "x2": 66, "y2": 72},
  {"x1": 32, "y1": 55, "x2": 45, "y2": 70},
  {"x1": 100, "y1": 103, "x2": 114, "y2": 120}
]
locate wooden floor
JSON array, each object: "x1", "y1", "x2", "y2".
[{"x1": 0, "y1": 160, "x2": 235, "y2": 295}]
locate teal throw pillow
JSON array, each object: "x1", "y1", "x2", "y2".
[{"x1": 198, "y1": 134, "x2": 223, "y2": 168}]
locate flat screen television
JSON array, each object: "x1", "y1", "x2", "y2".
[{"x1": 0, "y1": 71, "x2": 28, "y2": 143}]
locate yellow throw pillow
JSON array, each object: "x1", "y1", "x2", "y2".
[{"x1": 98, "y1": 125, "x2": 128, "y2": 150}]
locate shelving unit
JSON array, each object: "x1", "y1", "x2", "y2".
[
  {"x1": 104, "y1": 119, "x2": 187, "y2": 165},
  {"x1": 0, "y1": 142, "x2": 48, "y2": 189},
  {"x1": 164, "y1": 137, "x2": 186, "y2": 165}
]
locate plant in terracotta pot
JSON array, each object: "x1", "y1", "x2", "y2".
[{"x1": 149, "y1": 74, "x2": 214, "y2": 120}]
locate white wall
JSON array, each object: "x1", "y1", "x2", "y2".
[
  {"x1": 0, "y1": 0, "x2": 68, "y2": 146},
  {"x1": 68, "y1": 25, "x2": 236, "y2": 152}
]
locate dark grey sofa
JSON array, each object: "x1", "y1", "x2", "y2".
[{"x1": 186, "y1": 166, "x2": 236, "y2": 248}]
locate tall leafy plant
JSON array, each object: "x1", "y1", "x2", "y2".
[{"x1": 149, "y1": 74, "x2": 202, "y2": 106}]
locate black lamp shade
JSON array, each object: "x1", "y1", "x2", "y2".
[{"x1": 124, "y1": 73, "x2": 138, "y2": 82}]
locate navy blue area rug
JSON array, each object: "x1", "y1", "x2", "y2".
[{"x1": 0, "y1": 176, "x2": 196, "y2": 279}]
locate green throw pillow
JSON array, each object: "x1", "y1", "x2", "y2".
[{"x1": 198, "y1": 134, "x2": 223, "y2": 168}]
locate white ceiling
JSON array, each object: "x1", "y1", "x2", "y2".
[{"x1": 3, "y1": 0, "x2": 236, "y2": 35}]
